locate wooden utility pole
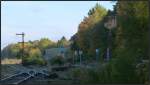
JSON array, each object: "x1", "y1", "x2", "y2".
[{"x1": 16, "y1": 32, "x2": 25, "y2": 65}]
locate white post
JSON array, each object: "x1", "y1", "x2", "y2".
[{"x1": 96, "y1": 49, "x2": 99, "y2": 63}]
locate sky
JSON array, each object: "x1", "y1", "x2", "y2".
[{"x1": 1, "y1": 1, "x2": 116, "y2": 49}]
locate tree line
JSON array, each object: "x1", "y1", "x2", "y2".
[
  {"x1": 1, "y1": 36, "x2": 70, "y2": 65},
  {"x1": 70, "y1": 1, "x2": 149, "y2": 84},
  {"x1": 1, "y1": 1, "x2": 149, "y2": 83}
]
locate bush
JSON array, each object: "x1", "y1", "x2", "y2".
[
  {"x1": 135, "y1": 60, "x2": 149, "y2": 84},
  {"x1": 23, "y1": 56, "x2": 46, "y2": 66},
  {"x1": 50, "y1": 55, "x2": 65, "y2": 65},
  {"x1": 70, "y1": 67, "x2": 103, "y2": 84},
  {"x1": 70, "y1": 68, "x2": 89, "y2": 83},
  {"x1": 69, "y1": 57, "x2": 144, "y2": 84}
]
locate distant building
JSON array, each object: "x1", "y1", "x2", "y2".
[{"x1": 44, "y1": 47, "x2": 70, "y2": 60}]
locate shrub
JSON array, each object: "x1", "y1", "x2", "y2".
[{"x1": 50, "y1": 55, "x2": 65, "y2": 65}]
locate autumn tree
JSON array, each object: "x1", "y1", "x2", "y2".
[
  {"x1": 74, "y1": 3, "x2": 107, "y2": 60},
  {"x1": 57, "y1": 36, "x2": 69, "y2": 48}
]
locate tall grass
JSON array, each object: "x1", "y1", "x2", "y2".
[{"x1": 1, "y1": 58, "x2": 22, "y2": 64}]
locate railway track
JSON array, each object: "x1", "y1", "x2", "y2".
[
  {"x1": 19, "y1": 73, "x2": 50, "y2": 85},
  {"x1": 0, "y1": 70, "x2": 49, "y2": 85},
  {"x1": 1, "y1": 73, "x2": 31, "y2": 85},
  {"x1": 0, "y1": 66, "x2": 75, "y2": 85}
]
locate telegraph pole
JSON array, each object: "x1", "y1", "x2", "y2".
[{"x1": 16, "y1": 32, "x2": 25, "y2": 65}]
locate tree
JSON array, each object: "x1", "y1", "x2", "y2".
[
  {"x1": 70, "y1": 33, "x2": 79, "y2": 51},
  {"x1": 70, "y1": 1, "x2": 149, "y2": 83},
  {"x1": 38, "y1": 38, "x2": 55, "y2": 54},
  {"x1": 57, "y1": 36, "x2": 69, "y2": 48},
  {"x1": 70, "y1": 3, "x2": 108, "y2": 61},
  {"x1": 110, "y1": 1, "x2": 149, "y2": 83},
  {"x1": 23, "y1": 47, "x2": 46, "y2": 65},
  {"x1": 1, "y1": 38, "x2": 56, "y2": 66}
]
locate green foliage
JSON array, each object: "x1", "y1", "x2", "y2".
[
  {"x1": 23, "y1": 47, "x2": 46, "y2": 66},
  {"x1": 70, "y1": 1, "x2": 149, "y2": 84},
  {"x1": 135, "y1": 61, "x2": 149, "y2": 84},
  {"x1": 1, "y1": 44, "x2": 20, "y2": 59},
  {"x1": 71, "y1": 3, "x2": 107, "y2": 61},
  {"x1": 38, "y1": 38, "x2": 56, "y2": 54},
  {"x1": 1, "y1": 1, "x2": 148, "y2": 84},
  {"x1": 57, "y1": 36, "x2": 69, "y2": 48},
  {"x1": 70, "y1": 68, "x2": 89, "y2": 83},
  {"x1": 2, "y1": 37, "x2": 70, "y2": 66},
  {"x1": 112, "y1": 1, "x2": 149, "y2": 83},
  {"x1": 70, "y1": 34, "x2": 79, "y2": 51},
  {"x1": 1, "y1": 38, "x2": 55, "y2": 66},
  {"x1": 70, "y1": 67, "x2": 111, "y2": 84},
  {"x1": 2, "y1": 37, "x2": 71, "y2": 66},
  {"x1": 50, "y1": 55, "x2": 65, "y2": 65}
]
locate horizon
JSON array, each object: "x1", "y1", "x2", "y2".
[{"x1": 1, "y1": 1, "x2": 116, "y2": 50}]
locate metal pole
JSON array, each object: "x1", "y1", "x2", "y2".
[
  {"x1": 73, "y1": 51, "x2": 75, "y2": 65},
  {"x1": 109, "y1": 29, "x2": 112, "y2": 61},
  {"x1": 22, "y1": 32, "x2": 25, "y2": 62},
  {"x1": 73, "y1": 53, "x2": 74, "y2": 65},
  {"x1": 74, "y1": 51, "x2": 77, "y2": 65},
  {"x1": 80, "y1": 54, "x2": 81, "y2": 65},
  {"x1": 79, "y1": 50, "x2": 82, "y2": 65},
  {"x1": 16, "y1": 32, "x2": 25, "y2": 65},
  {"x1": 96, "y1": 49, "x2": 97, "y2": 62},
  {"x1": 107, "y1": 29, "x2": 111, "y2": 61}
]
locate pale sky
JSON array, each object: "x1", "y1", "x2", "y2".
[{"x1": 1, "y1": 1, "x2": 116, "y2": 49}]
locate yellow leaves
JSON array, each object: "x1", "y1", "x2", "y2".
[{"x1": 29, "y1": 47, "x2": 42, "y2": 57}]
